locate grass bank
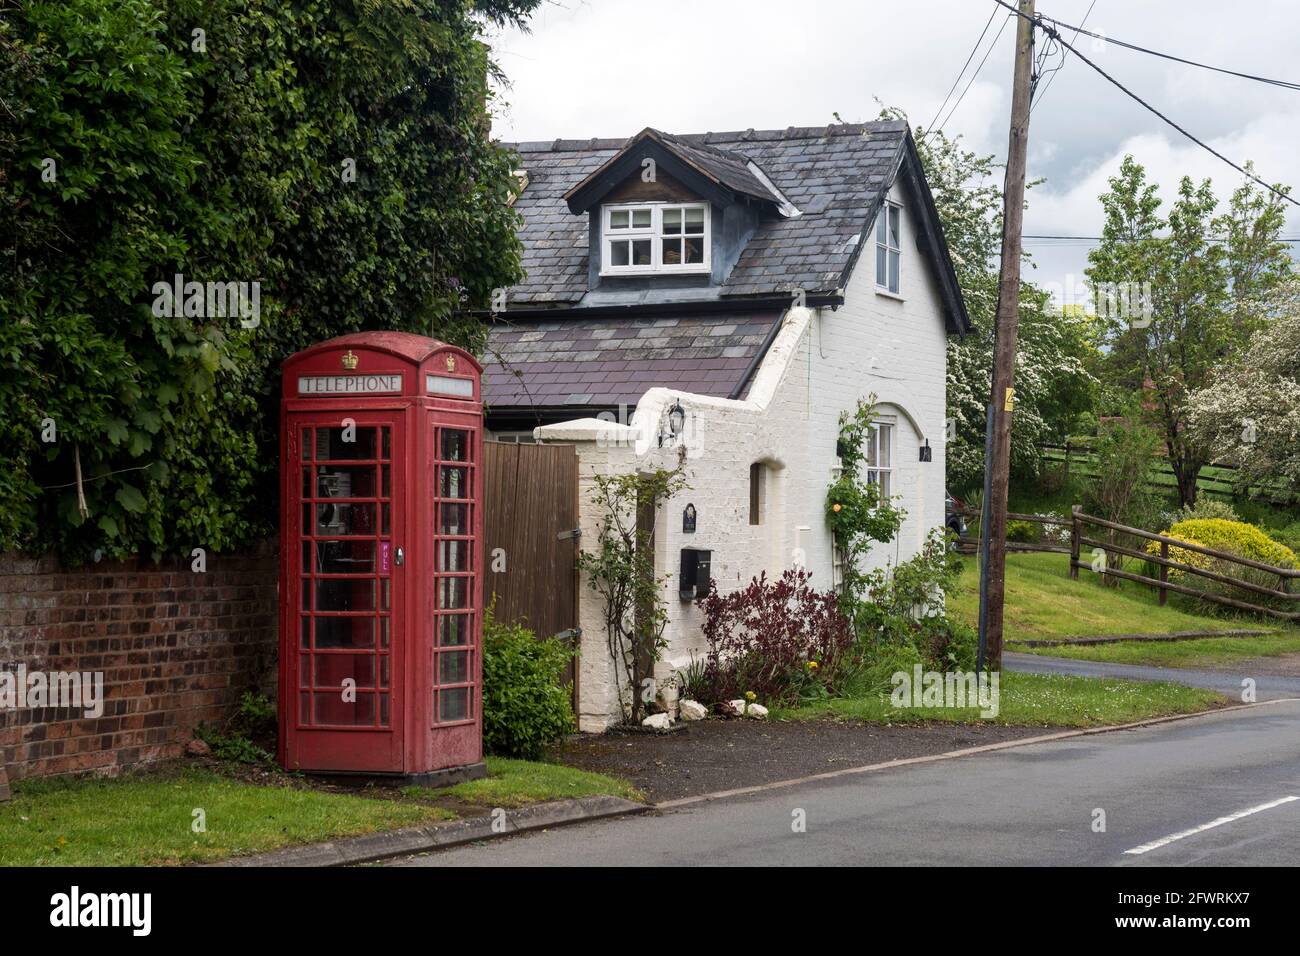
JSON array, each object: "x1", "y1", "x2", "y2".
[
  {"x1": 947, "y1": 552, "x2": 1300, "y2": 667},
  {"x1": 0, "y1": 757, "x2": 637, "y2": 867},
  {"x1": 778, "y1": 671, "x2": 1228, "y2": 727}
]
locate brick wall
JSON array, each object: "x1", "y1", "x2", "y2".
[{"x1": 0, "y1": 543, "x2": 278, "y2": 782}]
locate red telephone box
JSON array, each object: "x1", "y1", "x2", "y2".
[{"x1": 278, "y1": 332, "x2": 485, "y2": 784}]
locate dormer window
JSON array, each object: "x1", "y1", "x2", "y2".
[{"x1": 602, "y1": 202, "x2": 710, "y2": 275}]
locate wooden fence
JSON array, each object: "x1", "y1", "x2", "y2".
[
  {"x1": 959, "y1": 506, "x2": 1300, "y2": 621},
  {"x1": 955, "y1": 512, "x2": 1071, "y2": 556},
  {"x1": 1039, "y1": 442, "x2": 1297, "y2": 505},
  {"x1": 1067, "y1": 507, "x2": 1300, "y2": 620},
  {"x1": 483, "y1": 441, "x2": 582, "y2": 701}
]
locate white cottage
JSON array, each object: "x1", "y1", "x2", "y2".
[{"x1": 484, "y1": 122, "x2": 969, "y2": 730}]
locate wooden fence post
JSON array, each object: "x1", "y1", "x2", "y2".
[
  {"x1": 1070, "y1": 505, "x2": 1081, "y2": 580},
  {"x1": 1159, "y1": 540, "x2": 1169, "y2": 606}
]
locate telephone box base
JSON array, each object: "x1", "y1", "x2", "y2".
[
  {"x1": 301, "y1": 762, "x2": 489, "y2": 790},
  {"x1": 403, "y1": 762, "x2": 488, "y2": 788}
]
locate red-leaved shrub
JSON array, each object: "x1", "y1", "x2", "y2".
[{"x1": 693, "y1": 568, "x2": 852, "y2": 706}]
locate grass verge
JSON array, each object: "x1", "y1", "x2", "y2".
[
  {"x1": 947, "y1": 552, "x2": 1300, "y2": 666},
  {"x1": 407, "y1": 757, "x2": 642, "y2": 807},
  {"x1": 0, "y1": 757, "x2": 636, "y2": 867},
  {"x1": 777, "y1": 671, "x2": 1229, "y2": 727}
]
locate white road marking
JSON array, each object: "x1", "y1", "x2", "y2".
[{"x1": 1123, "y1": 795, "x2": 1299, "y2": 856}]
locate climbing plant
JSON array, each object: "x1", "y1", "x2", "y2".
[
  {"x1": 825, "y1": 397, "x2": 905, "y2": 618},
  {"x1": 577, "y1": 463, "x2": 689, "y2": 724}
]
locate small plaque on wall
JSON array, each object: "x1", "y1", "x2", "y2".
[{"x1": 682, "y1": 503, "x2": 697, "y2": 533}]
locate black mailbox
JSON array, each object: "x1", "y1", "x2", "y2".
[{"x1": 679, "y1": 548, "x2": 711, "y2": 600}]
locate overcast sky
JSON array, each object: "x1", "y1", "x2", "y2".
[{"x1": 486, "y1": 0, "x2": 1300, "y2": 304}]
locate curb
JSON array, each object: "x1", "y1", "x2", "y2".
[
  {"x1": 215, "y1": 795, "x2": 651, "y2": 867},
  {"x1": 1007, "y1": 628, "x2": 1275, "y2": 647},
  {"x1": 655, "y1": 697, "x2": 1300, "y2": 809}
]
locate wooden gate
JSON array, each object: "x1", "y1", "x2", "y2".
[{"x1": 483, "y1": 442, "x2": 581, "y2": 698}]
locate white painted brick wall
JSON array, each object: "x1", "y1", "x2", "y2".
[{"x1": 539, "y1": 181, "x2": 952, "y2": 729}]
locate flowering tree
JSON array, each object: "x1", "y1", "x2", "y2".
[
  {"x1": 1186, "y1": 280, "x2": 1300, "y2": 496},
  {"x1": 1086, "y1": 157, "x2": 1293, "y2": 506},
  {"x1": 897, "y1": 112, "x2": 1099, "y2": 492}
]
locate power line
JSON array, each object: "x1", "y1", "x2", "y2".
[
  {"x1": 1030, "y1": 0, "x2": 1097, "y2": 113},
  {"x1": 935, "y1": 11, "x2": 1013, "y2": 134},
  {"x1": 989, "y1": 0, "x2": 1299, "y2": 208},
  {"x1": 1023, "y1": 234, "x2": 1300, "y2": 243},
  {"x1": 1037, "y1": 11, "x2": 1300, "y2": 91},
  {"x1": 922, "y1": 8, "x2": 999, "y2": 144}
]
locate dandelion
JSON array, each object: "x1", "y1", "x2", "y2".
[{"x1": 745, "y1": 690, "x2": 756, "y2": 702}]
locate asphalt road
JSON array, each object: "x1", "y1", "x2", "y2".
[
  {"x1": 1005, "y1": 651, "x2": 1300, "y2": 700},
  {"x1": 390, "y1": 700, "x2": 1300, "y2": 866}
]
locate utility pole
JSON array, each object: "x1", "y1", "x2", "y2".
[{"x1": 978, "y1": 0, "x2": 1036, "y2": 673}]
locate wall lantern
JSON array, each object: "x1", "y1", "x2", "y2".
[
  {"x1": 659, "y1": 399, "x2": 686, "y2": 447},
  {"x1": 919, "y1": 438, "x2": 932, "y2": 462}
]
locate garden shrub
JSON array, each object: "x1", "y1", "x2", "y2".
[
  {"x1": 1006, "y1": 520, "x2": 1040, "y2": 543},
  {"x1": 1082, "y1": 418, "x2": 1164, "y2": 581},
  {"x1": 856, "y1": 530, "x2": 962, "y2": 642},
  {"x1": 481, "y1": 608, "x2": 575, "y2": 760},
  {"x1": 695, "y1": 568, "x2": 853, "y2": 706},
  {"x1": 1266, "y1": 521, "x2": 1300, "y2": 556},
  {"x1": 1147, "y1": 518, "x2": 1299, "y2": 613},
  {"x1": 1148, "y1": 518, "x2": 1299, "y2": 574},
  {"x1": 194, "y1": 691, "x2": 276, "y2": 765},
  {"x1": 1175, "y1": 499, "x2": 1240, "y2": 523},
  {"x1": 921, "y1": 618, "x2": 979, "y2": 672}
]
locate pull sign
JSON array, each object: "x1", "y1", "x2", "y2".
[
  {"x1": 380, "y1": 542, "x2": 392, "y2": 572},
  {"x1": 1004, "y1": 387, "x2": 1015, "y2": 412}
]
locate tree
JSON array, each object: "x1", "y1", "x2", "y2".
[
  {"x1": 1, "y1": 0, "x2": 540, "y2": 560},
  {"x1": 1185, "y1": 279, "x2": 1300, "y2": 496},
  {"x1": 1085, "y1": 156, "x2": 1292, "y2": 506},
  {"x1": 898, "y1": 114, "x2": 1099, "y2": 492}
]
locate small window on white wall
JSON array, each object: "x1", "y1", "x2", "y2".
[
  {"x1": 875, "y1": 202, "x2": 901, "y2": 294},
  {"x1": 749, "y1": 462, "x2": 767, "y2": 525},
  {"x1": 865, "y1": 423, "x2": 893, "y2": 497}
]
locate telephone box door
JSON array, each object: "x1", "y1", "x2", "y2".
[{"x1": 285, "y1": 414, "x2": 405, "y2": 772}]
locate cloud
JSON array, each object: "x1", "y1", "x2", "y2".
[{"x1": 487, "y1": 0, "x2": 1300, "y2": 298}]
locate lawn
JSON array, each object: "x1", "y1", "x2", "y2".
[
  {"x1": 779, "y1": 671, "x2": 1228, "y2": 727},
  {"x1": 406, "y1": 757, "x2": 642, "y2": 807},
  {"x1": 947, "y1": 552, "x2": 1300, "y2": 666},
  {"x1": 947, "y1": 552, "x2": 1246, "y2": 640},
  {"x1": 0, "y1": 757, "x2": 637, "y2": 867}
]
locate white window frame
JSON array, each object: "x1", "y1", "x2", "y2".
[
  {"x1": 600, "y1": 202, "x2": 711, "y2": 276},
  {"x1": 864, "y1": 421, "x2": 893, "y2": 498},
  {"x1": 875, "y1": 201, "x2": 902, "y2": 296}
]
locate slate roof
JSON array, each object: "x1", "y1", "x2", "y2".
[
  {"x1": 565, "y1": 128, "x2": 781, "y2": 210},
  {"x1": 482, "y1": 311, "x2": 781, "y2": 412},
  {"x1": 504, "y1": 121, "x2": 913, "y2": 306}
]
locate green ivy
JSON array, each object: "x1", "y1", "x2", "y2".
[{"x1": 1, "y1": 0, "x2": 539, "y2": 561}]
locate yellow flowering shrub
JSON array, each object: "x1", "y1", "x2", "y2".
[{"x1": 1147, "y1": 518, "x2": 1300, "y2": 578}]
